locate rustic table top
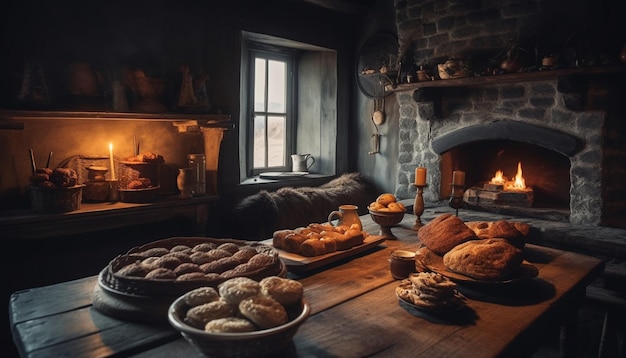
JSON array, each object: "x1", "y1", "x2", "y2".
[{"x1": 9, "y1": 212, "x2": 605, "y2": 357}]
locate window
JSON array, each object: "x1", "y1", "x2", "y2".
[
  {"x1": 241, "y1": 31, "x2": 339, "y2": 181},
  {"x1": 247, "y1": 47, "x2": 295, "y2": 175}
]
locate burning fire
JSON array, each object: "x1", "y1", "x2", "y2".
[{"x1": 489, "y1": 162, "x2": 526, "y2": 191}]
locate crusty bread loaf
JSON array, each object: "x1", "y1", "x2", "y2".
[
  {"x1": 442, "y1": 238, "x2": 523, "y2": 281},
  {"x1": 465, "y1": 220, "x2": 529, "y2": 249},
  {"x1": 418, "y1": 214, "x2": 477, "y2": 255}
]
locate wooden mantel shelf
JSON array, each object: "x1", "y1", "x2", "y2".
[
  {"x1": 0, "y1": 195, "x2": 219, "y2": 240},
  {"x1": 385, "y1": 65, "x2": 626, "y2": 92}
]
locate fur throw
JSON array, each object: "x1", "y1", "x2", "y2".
[{"x1": 229, "y1": 173, "x2": 375, "y2": 240}]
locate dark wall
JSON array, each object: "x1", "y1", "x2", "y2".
[
  {"x1": 1, "y1": 2, "x2": 369, "y2": 355},
  {"x1": 0, "y1": 0, "x2": 364, "y2": 191}
]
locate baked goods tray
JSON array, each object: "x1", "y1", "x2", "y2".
[{"x1": 261, "y1": 235, "x2": 385, "y2": 272}]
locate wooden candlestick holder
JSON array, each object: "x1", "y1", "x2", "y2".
[
  {"x1": 412, "y1": 184, "x2": 428, "y2": 230},
  {"x1": 449, "y1": 183, "x2": 464, "y2": 216}
]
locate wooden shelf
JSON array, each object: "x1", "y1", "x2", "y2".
[
  {"x1": 0, "y1": 110, "x2": 231, "y2": 123},
  {"x1": 0, "y1": 195, "x2": 219, "y2": 240},
  {"x1": 385, "y1": 65, "x2": 626, "y2": 92}
]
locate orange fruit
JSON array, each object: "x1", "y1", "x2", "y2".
[
  {"x1": 376, "y1": 193, "x2": 396, "y2": 206},
  {"x1": 387, "y1": 202, "x2": 404, "y2": 212}
]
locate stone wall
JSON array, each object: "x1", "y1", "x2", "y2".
[
  {"x1": 391, "y1": 0, "x2": 626, "y2": 228},
  {"x1": 394, "y1": 80, "x2": 608, "y2": 226},
  {"x1": 393, "y1": 0, "x2": 622, "y2": 75}
]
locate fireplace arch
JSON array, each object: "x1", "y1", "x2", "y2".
[{"x1": 431, "y1": 120, "x2": 580, "y2": 157}]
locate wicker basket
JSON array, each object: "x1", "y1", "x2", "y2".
[
  {"x1": 102, "y1": 237, "x2": 285, "y2": 298},
  {"x1": 28, "y1": 184, "x2": 85, "y2": 213},
  {"x1": 118, "y1": 161, "x2": 159, "y2": 189}
]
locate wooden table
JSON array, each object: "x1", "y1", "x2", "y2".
[{"x1": 9, "y1": 213, "x2": 604, "y2": 357}]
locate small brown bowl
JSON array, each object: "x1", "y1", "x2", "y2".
[{"x1": 368, "y1": 208, "x2": 405, "y2": 239}]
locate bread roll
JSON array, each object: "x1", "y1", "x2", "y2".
[
  {"x1": 301, "y1": 238, "x2": 327, "y2": 256},
  {"x1": 418, "y1": 214, "x2": 477, "y2": 255},
  {"x1": 272, "y1": 229, "x2": 292, "y2": 249},
  {"x1": 283, "y1": 233, "x2": 308, "y2": 254},
  {"x1": 442, "y1": 238, "x2": 523, "y2": 281}
]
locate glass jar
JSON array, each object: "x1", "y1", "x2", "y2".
[{"x1": 187, "y1": 154, "x2": 206, "y2": 196}]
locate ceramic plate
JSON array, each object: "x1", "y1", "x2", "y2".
[{"x1": 396, "y1": 293, "x2": 465, "y2": 313}]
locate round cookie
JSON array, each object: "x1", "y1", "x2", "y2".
[
  {"x1": 218, "y1": 277, "x2": 261, "y2": 305},
  {"x1": 117, "y1": 262, "x2": 150, "y2": 277},
  {"x1": 145, "y1": 267, "x2": 177, "y2": 280},
  {"x1": 192, "y1": 243, "x2": 217, "y2": 252},
  {"x1": 204, "y1": 317, "x2": 256, "y2": 333},
  {"x1": 185, "y1": 299, "x2": 233, "y2": 329},
  {"x1": 184, "y1": 286, "x2": 220, "y2": 306},
  {"x1": 217, "y1": 242, "x2": 240, "y2": 254},
  {"x1": 154, "y1": 255, "x2": 182, "y2": 270},
  {"x1": 239, "y1": 295, "x2": 288, "y2": 329},
  {"x1": 176, "y1": 272, "x2": 207, "y2": 281},
  {"x1": 259, "y1": 276, "x2": 303, "y2": 305}
]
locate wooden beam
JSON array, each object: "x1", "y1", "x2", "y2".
[{"x1": 293, "y1": 0, "x2": 370, "y2": 15}]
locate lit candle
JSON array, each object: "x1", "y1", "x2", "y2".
[
  {"x1": 109, "y1": 143, "x2": 116, "y2": 180},
  {"x1": 452, "y1": 170, "x2": 465, "y2": 186},
  {"x1": 415, "y1": 167, "x2": 427, "y2": 185}
]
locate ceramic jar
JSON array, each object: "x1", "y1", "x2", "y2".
[
  {"x1": 177, "y1": 168, "x2": 194, "y2": 199},
  {"x1": 390, "y1": 250, "x2": 417, "y2": 280}
]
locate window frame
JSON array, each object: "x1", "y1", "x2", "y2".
[{"x1": 246, "y1": 42, "x2": 298, "y2": 176}]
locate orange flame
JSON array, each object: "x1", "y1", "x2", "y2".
[
  {"x1": 490, "y1": 170, "x2": 506, "y2": 184},
  {"x1": 512, "y1": 162, "x2": 525, "y2": 189},
  {"x1": 489, "y1": 162, "x2": 526, "y2": 190}
]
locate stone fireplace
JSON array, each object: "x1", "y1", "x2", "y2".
[
  {"x1": 391, "y1": 0, "x2": 626, "y2": 231},
  {"x1": 394, "y1": 76, "x2": 625, "y2": 229}
]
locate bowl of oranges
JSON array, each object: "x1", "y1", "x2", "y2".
[{"x1": 368, "y1": 193, "x2": 406, "y2": 239}]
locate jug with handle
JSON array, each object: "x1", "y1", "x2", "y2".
[
  {"x1": 291, "y1": 154, "x2": 315, "y2": 172},
  {"x1": 328, "y1": 204, "x2": 362, "y2": 230}
]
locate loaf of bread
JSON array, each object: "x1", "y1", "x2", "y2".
[
  {"x1": 442, "y1": 238, "x2": 523, "y2": 281},
  {"x1": 272, "y1": 223, "x2": 367, "y2": 257},
  {"x1": 50, "y1": 167, "x2": 78, "y2": 187},
  {"x1": 465, "y1": 220, "x2": 529, "y2": 248},
  {"x1": 418, "y1": 214, "x2": 477, "y2": 255}
]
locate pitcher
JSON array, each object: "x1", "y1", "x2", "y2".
[
  {"x1": 291, "y1": 154, "x2": 315, "y2": 172},
  {"x1": 328, "y1": 204, "x2": 362, "y2": 230}
]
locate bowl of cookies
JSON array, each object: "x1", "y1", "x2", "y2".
[{"x1": 168, "y1": 276, "x2": 310, "y2": 358}]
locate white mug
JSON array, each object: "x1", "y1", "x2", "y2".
[{"x1": 291, "y1": 154, "x2": 315, "y2": 172}]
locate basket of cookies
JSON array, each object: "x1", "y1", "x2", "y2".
[
  {"x1": 168, "y1": 276, "x2": 309, "y2": 358},
  {"x1": 100, "y1": 237, "x2": 286, "y2": 299}
]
